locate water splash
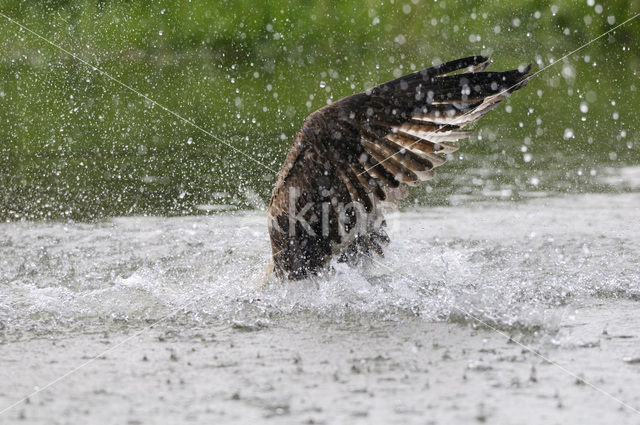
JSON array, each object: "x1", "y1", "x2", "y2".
[{"x1": 1, "y1": 193, "x2": 639, "y2": 341}]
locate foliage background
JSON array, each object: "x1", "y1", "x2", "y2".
[{"x1": 0, "y1": 0, "x2": 638, "y2": 219}]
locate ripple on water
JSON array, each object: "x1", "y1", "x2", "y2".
[{"x1": 0, "y1": 193, "x2": 638, "y2": 339}]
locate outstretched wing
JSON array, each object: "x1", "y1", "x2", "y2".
[{"x1": 268, "y1": 56, "x2": 531, "y2": 279}]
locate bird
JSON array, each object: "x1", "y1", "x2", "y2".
[{"x1": 267, "y1": 55, "x2": 531, "y2": 280}]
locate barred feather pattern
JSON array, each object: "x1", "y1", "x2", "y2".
[{"x1": 268, "y1": 56, "x2": 532, "y2": 279}]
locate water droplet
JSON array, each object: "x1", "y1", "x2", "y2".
[{"x1": 563, "y1": 128, "x2": 574, "y2": 139}]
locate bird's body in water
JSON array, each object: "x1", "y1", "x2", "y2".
[{"x1": 268, "y1": 56, "x2": 531, "y2": 280}]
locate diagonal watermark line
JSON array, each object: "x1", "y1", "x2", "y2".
[
  {"x1": 0, "y1": 297, "x2": 200, "y2": 416},
  {"x1": 0, "y1": 7, "x2": 638, "y2": 420},
  {"x1": 361, "y1": 251, "x2": 640, "y2": 415},
  {"x1": 0, "y1": 12, "x2": 277, "y2": 174},
  {"x1": 350, "y1": 13, "x2": 640, "y2": 410},
  {"x1": 519, "y1": 11, "x2": 640, "y2": 88},
  {"x1": 359, "y1": 11, "x2": 640, "y2": 177}
]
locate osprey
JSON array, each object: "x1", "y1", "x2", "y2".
[{"x1": 268, "y1": 56, "x2": 531, "y2": 280}]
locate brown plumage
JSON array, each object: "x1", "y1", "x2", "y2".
[{"x1": 268, "y1": 56, "x2": 532, "y2": 280}]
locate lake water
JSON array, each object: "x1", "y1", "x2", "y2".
[
  {"x1": 1, "y1": 167, "x2": 639, "y2": 423},
  {"x1": 2, "y1": 3, "x2": 640, "y2": 422}
]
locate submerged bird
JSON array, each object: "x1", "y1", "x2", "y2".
[{"x1": 268, "y1": 56, "x2": 531, "y2": 280}]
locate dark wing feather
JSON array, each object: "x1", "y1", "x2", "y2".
[{"x1": 268, "y1": 56, "x2": 531, "y2": 279}]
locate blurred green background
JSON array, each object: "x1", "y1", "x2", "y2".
[{"x1": 0, "y1": 0, "x2": 638, "y2": 220}]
